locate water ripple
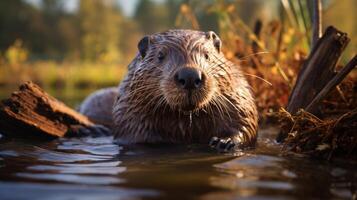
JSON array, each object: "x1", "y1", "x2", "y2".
[
  {"x1": 0, "y1": 181, "x2": 158, "y2": 200},
  {"x1": 16, "y1": 173, "x2": 124, "y2": 185},
  {"x1": 28, "y1": 162, "x2": 126, "y2": 175},
  {"x1": 0, "y1": 127, "x2": 356, "y2": 200}
]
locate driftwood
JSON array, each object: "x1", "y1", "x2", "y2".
[
  {"x1": 277, "y1": 26, "x2": 356, "y2": 142},
  {"x1": 0, "y1": 82, "x2": 93, "y2": 139},
  {"x1": 286, "y1": 26, "x2": 350, "y2": 115},
  {"x1": 305, "y1": 55, "x2": 357, "y2": 112}
]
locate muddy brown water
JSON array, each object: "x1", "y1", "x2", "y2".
[{"x1": 0, "y1": 88, "x2": 356, "y2": 200}]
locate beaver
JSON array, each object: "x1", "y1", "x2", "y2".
[{"x1": 79, "y1": 29, "x2": 258, "y2": 151}]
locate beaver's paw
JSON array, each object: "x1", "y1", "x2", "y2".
[
  {"x1": 69, "y1": 124, "x2": 112, "y2": 137},
  {"x1": 209, "y1": 137, "x2": 236, "y2": 152}
]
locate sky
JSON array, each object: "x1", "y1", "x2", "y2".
[
  {"x1": 24, "y1": 0, "x2": 143, "y2": 17},
  {"x1": 117, "y1": 0, "x2": 140, "y2": 16}
]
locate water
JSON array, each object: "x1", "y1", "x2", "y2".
[
  {"x1": 0, "y1": 87, "x2": 356, "y2": 199},
  {"x1": 0, "y1": 127, "x2": 356, "y2": 200}
]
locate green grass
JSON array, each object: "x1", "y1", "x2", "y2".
[
  {"x1": 0, "y1": 61, "x2": 127, "y2": 88},
  {"x1": 0, "y1": 61, "x2": 127, "y2": 107}
]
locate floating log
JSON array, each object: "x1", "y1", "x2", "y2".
[{"x1": 0, "y1": 82, "x2": 93, "y2": 139}]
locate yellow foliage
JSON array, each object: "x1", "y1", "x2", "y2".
[
  {"x1": 5, "y1": 40, "x2": 28, "y2": 66},
  {"x1": 282, "y1": 28, "x2": 295, "y2": 45},
  {"x1": 180, "y1": 4, "x2": 189, "y2": 13},
  {"x1": 98, "y1": 47, "x2": 122, "y2": 64}
]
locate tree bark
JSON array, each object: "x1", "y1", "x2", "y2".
[{"x1": 0, "y1": 82, "x2": 93, "y2": 139}]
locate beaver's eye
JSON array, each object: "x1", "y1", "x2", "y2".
[
  {"x1": 204, "y1": 53, "x2": 209, "y2": 60},
  {"x1": 158, "y1": 51, "x2": 165, "y2": 62}
]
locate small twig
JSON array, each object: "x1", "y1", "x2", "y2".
[
  {"x1": 335, "y1": 85, "x2": 348, "y2": 104},
  {"x1": 252, "y1": 19, "x2": 263, "y2": 56}
]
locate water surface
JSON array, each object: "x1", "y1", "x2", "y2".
[
  {"x1": 0, "y1": 86, "x2": 356, "y2": 199},
  {"x1": 0, "y1": 127, "x2": 356, "y2": 200}
]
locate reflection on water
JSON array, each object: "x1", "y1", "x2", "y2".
[{"x1": 0, "y1": 127, "x2": 356, "y2": 200}]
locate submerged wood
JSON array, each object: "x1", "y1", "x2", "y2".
[{"x1": 0, "y1": 81, "x2": 93, "y2": 139}]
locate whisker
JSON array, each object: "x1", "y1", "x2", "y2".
[
  {"x1": 237, "y1": 51, "x2": 270, "y2": 61},
  {"x1": 215, "y1": 94, "x2": 233, "y2": 122},
  {"x1": 219, "y1": 93, "x2": 241, "y2": 112},
  {"x1": 210, "y1": 96, "x2": 225, "y2": 121},
  {"x1": 243, "y1": 73, "x2": 273, "y2": 86}
]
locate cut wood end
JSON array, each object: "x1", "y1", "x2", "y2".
[{"x1": 0, "y1": 81, "x2": 94, "y2": 139}]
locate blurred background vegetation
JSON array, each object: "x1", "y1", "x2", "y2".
[{"x1": 0, "y1": 0, "x2": 356, "y2": 109}]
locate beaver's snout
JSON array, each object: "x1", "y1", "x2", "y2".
[{"x1": 174, "y1": 67, "x2": 204, "y2": 90}]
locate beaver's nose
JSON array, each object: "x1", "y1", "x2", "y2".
[{"x1": 175, "y1": 67, "x2": 203, "y2": 90}]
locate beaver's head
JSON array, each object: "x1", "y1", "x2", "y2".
[{"x1": 135, "y1": 30, "x2": 229, "y2": 112}]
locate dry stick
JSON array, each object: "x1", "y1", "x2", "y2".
[
  {"x1": 305, "y1": 55, "x2": 357, "y2": 112},
  {"x1": 251, "y1": 19, "x2": 263, "y2": 68},
  {"x1": 252, "y1": 19, "x2": 262, "y2": 54},
  {"x1": 312, "y1": 0, "x2": 322, "y2": 48}
]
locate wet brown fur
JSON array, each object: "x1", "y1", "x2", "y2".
[{"x1": 110, "y1": 29, "x2": 258, "y2": 146}]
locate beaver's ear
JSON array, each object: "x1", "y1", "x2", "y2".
[
  {"x1": 138, "y1": 36, "x2": 151, "y2": 58},
  {"x1": 205, "y1": 31, "x2": 222, "y2": 53}
]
